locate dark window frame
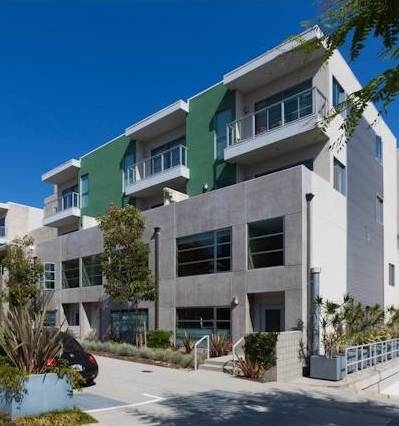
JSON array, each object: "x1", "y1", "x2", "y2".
[
  {"x1": 177, "y1": 228, "x2": 232, "y2": 277},
  {"x1": 248, "y1": 217, "x2": 285, "y2": 269}
]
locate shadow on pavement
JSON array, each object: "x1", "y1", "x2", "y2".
[{"x1": 123, "y1": 388, "x2": 399, "y2": 425}]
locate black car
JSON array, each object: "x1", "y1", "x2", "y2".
[{"x1": 47, "y1": 333, "x2": 98, "y2": 385}]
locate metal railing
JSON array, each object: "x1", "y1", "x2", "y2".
[
  {"x1": 345, "y1": 338, "x2": 399, "y2": 374},
  {"x1": 0, "y1": 226, "x2": 5, "y2": 238},
  {"x1": 126, "y1": 144, "x2": 187, "y2": 185},
  {"x1": 232, "y1": 336, "x2": 244, "y2": 376},
  {"x1": 227, "y1": 87, "x2": 328, "y2": 146},
  {"x1": 194, "y1": 335, "x2": 210, "y2": 371},
  {"x1": 45, "y1": 192, "x2": 80, "y2": 218}
]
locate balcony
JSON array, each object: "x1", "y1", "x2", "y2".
[
  {"x1": 224, "y1": 87, "x2": 328, "y2": 164},
  {"x1": 43, "y1": 192, "x2": 80, "y2": 228},
  {"x1": 42, "y1": 159, "x2": 80, "y2": 185},
  {"x1": 125, "y1": 144, "x2": 189, "y2": 197}
]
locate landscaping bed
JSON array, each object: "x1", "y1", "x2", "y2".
[
  {"x1": 0, "y1": 408, "x2": 96, "y2": 425},
  {"x1": 82, "y1": 340, "x2": 201, "y2": 369}
]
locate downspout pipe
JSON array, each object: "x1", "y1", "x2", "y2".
[
  {"x1": 305, "y1": 193, "x2": 316, "y2": 353},
  {"x1": 153, "y1": 226, "x2": 161, "y2": 330}
]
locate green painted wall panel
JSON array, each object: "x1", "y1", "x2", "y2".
[
  {"x1": 187, "y1": 83, "x2": 236, "y2": 196},
  {"x1": 79, "y1": 135, "x2": 135, "y2": 218}
]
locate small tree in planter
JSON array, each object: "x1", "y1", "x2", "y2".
[{"x1": 98, "y1": 204, "x2": 156, "y2": 346}]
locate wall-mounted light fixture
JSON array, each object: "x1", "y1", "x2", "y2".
[{"x1": 232, "y1": 296, "x2": 239, "y2": 306}]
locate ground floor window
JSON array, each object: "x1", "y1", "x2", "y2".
[
  {"x1": 63, "y1": 303, "x2": 79, "y2": 326},
  {"x1": 110, "y1": 309, "x2": 149, "y2": 343},
  {"x1": 62, "y1": 259, "x2": 80, "y2": 288},
  {"x1": 44, "y1": 310, "x2": 56, "y2": 326},
  {"x1": 176, "y1": 307, "x2": 231, "y2": 341},
  {"x1": 82, "y1": 255, "x2": 102, "y2": 286}
]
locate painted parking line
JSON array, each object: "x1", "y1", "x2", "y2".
[{"x1": 85, "y1": 393, "x2": 165, "y2": 414}]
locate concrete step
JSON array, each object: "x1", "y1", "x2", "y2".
[{"x1": 199, "y1": 355, "x2": 235, "y2": 373}]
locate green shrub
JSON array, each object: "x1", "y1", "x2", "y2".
[
  {"x1": 81, "y1": 339, "x2": 198, "y2": 369},
  {"x1": 147, "y1": 330, "x2": 172, "y2": 349},
  {"x1": 0, "y1": 364, "x2": 27, "y2": 405},
  {"x1": 243, "y1": 332, "x2": 278, "y2": 370}
]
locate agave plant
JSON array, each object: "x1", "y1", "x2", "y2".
[
  {"x1": 236, "y1": 357, "x2": 264, "y2": 380},
  {"x1": 0, "y1": 304, "x2": 63, "y2": 374},
  {"x1": 210, "y1": 334, "x2": 230, "y2": 358},
  {"x1": 182, "y1": 332, "x2": 195, "y2": 354}
]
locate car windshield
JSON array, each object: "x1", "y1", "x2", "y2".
[{"x1": 61, "y1": 333, "x2": 84, "y2": 353}]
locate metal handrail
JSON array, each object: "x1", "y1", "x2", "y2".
[
  {"x1": 194, "y1": 335, "x2": 210, "y2": 371},
  {"x1": 232, "y1": 336, "x2": 244, "y2": 376},
  {"x1": 126, "y1": 144, "x2": 187, "y2": 185},
  {"x1": 345, "y1": 338, "x2": 399, "y2": 374},
  {"x1": 227, "y1": 87, "x2": 327, "y2": 147}
]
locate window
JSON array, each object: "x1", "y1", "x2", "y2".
[
  {"x1": 63, "y1": 303, "x2": 79, "y2": 326},
  {"x1": 248, "y1": 217, "x2": 284, "y2": 269},
  {"x1": 82, "y1": 255, "x2": 102, "y2": 287},
  {"x1": 375, "y1": 136, "x2": 383, "y2": 163},
  {"x1": 333, "y1": 77, "x2": 346, "y2": 108},
  {"x1": 111, "y1": 309, "x2": 148, "y2": 343},
  {"x1": 177, "y1": 228, "x2": 232, "y2": 277},
  {"x1": 0, "y1": 216, "x2": 5, "y2": 238},
  {"x1": 333, "y1": 158, "x2": 346, "y2": 195},
  {"x1": 214, "y1": 109, "x2": 233, "y2": 159},
  {"x1": 43, "y1": 263, "x2": 55, "y2": 290},
  {"x1": 80, "y1": 174, "x2": 89, "y2": 208},
  {"x1": 255, "y1": 80, "x2": 312, "y2": 132},
  {"x1": 62, "y1": 259, "x2": 80, "y2": 289},
  {"x1": 376, "y1": 195, "x2": 384, "y2": 224},
  {"x1": 151, "y1": 137, "x2": 186, "y2": 174},
  {"x1": 123, "y1": 153, "x2": 135, "y2": 188},
  {"x1": 44, "y1": 310, "x2": 56, "y2": 327},
  {"x1": 176, "y1": 307, "x2": 231, "y2": 341},
  {"x1": 389, "y1": 263, "x2": 395, "y2": 287}
]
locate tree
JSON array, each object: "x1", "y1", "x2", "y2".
[
  {"x1": 98, "y1": 203, "x2": 155, "y2": 311},
  {"x1": 2, "y1": 235, "x2": 43, "y2": 307},
  {"x1": 306, "y1": 0, "x2": 399, "y2": 145}
]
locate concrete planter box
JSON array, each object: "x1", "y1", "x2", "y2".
[
  {"x1": 0, "y1": 373, "x2": 73, "y2": 419},
  {"x1": 310, "y1": 355, "x2": 347, "y2": 381}
]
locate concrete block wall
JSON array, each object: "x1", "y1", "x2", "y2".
[{"x1": 265, "y1": 331, "x2": 303, "y2": 382}]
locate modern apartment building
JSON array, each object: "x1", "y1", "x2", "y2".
[{"x1": 36, "y1": 26, "x2": 399, "y2": 344}]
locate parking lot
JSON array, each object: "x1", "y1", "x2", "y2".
[{"x1": 75, "y1": 355, "x2": 399, "y2": 425}]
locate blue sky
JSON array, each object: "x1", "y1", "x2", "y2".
[{"x1": 0, "y1": 0, "x2": 397, "y2": 207}]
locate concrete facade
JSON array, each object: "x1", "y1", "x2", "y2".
[{"x1": 34, "y1": 27, "x2": 399, "y2": 346}]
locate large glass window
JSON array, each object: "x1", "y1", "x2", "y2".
[
  {"x1": 63, "y1": 303, "x2": 79, "y2": 326},
  {"x1": 177, "y1": 228, "x2": 232, "y2": 277},
  {"x1": 376, "y1": 195, "x2": 384, "y2": 225},
  {"x1": 214, "y1": 109, "x2": 233, "y2": 160},
  {"x1": 375, "y1": 136, "x2": 383, "y2": 163},
  {"x1": 176, "y1": 307, "x2": 231, "y2": 341},
  {"x1": 110, "y1": 309, "x2": 148, "y2": 343},
  {"x1": 43, "y1": 263, "x2": 55, "y2": 290},
  {"x1": 80, "y1": 174, "x2": 89, "y2": 208},
  {"x1": 333, "y1": 158, "x2": 346, "y2": 195},
  {"x1": 389, "y1": 263, "x2": 395, "y2": 287},
  {"x1": 62, "y1": 185, "x2": 79, "y2": 210},
  {"x1": 82, "y1": 255, "x2": 102, "y2": 287},
  {"x1": 62, "y1": 259, "x2": 80, "y2": 289},
  {"x1": 248, "y1": 217, "x2": 284, "y2": 269},
  {"x1": 151, "y1": 137, "x2": 186, "y2": 174},
  {"x1": 333, "y1": 77, "x2": 346, "y2": 108},
  {"x1": 255, "y1": 80, "x2": 312, "y2": 132}
]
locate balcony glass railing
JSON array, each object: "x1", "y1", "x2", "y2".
[
  {"x1": 227, "y1": 87, "x2": 327, "y2": 146},
  {"x1": 126, "y1": 144, "x2": 187, "y2": 185},
  {"x1": 45, "y1": 192, "x2": 80, "y2": 218}
]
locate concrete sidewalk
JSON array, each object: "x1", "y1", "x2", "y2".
[{"x1": 79, "y1": 356, "x2": 399, "y2": 425}]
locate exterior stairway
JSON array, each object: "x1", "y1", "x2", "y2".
[{"x1": 199, "y1": 354, "x2": 234, "y2": 374}]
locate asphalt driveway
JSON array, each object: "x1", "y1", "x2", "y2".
[{"x1": 76, "y1": 355, "x2": 399, "y2": 426}]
